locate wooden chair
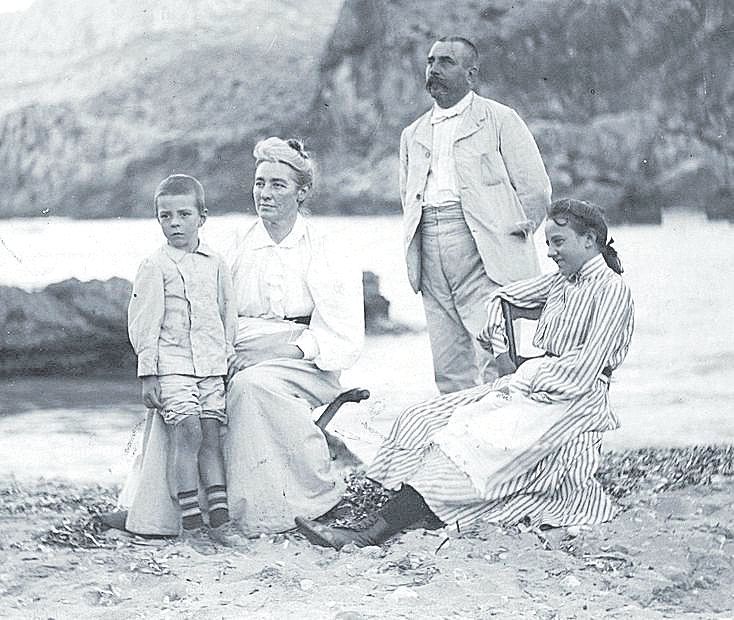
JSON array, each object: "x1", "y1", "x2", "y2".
[
  {"x1": 315, "y1": 387, "x2": 370, "y2": 431},
  {"x1": 500, "y1": 299, "x2": 544, "y2": 368},
  {"x1": 315, "y1": 387, "x2": 370, "y2": 466}
]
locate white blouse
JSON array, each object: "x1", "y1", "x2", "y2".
[{"x1": 228, "y1": 215, "x2": 364, "y2": 372}]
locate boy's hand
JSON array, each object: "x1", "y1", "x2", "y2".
[{"x1": 141, "y1": 376, "x2": 163, "y2": 409}]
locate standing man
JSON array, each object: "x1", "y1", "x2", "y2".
[{"x1": 400, "y1": 36, "x2": 551, "y2": 394}]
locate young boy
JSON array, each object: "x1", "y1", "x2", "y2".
[{"x1": 128, "y1": 173, "x2": 238, "y2": 543}]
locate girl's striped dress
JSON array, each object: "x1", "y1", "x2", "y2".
[{"x1": 367, "y1": 254, "x2": 635, "y2": 530}]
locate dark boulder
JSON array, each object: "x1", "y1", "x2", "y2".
[
  {"x1": 0, "y1": 277, "x2": 135, "y2": 376},
  {"x1": 0, "y1": 271, "x2": 402, "y2": 377}
]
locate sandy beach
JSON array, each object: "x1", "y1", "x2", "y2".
[
  {"x1": 1, "y1": 213, "x2": 733, "y2": 618},
  {"x1": 1, "y1": 451, "x2": 733, "y2": 619},
  {"x1": 1, "y1": 325, "x2": 734, "y2": 618}
]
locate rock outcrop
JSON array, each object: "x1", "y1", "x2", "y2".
[
  {"x1": 308, "y1": 0, "x2": 734, "y2": 221},
  {"x1": 0, "y1": 278, "x2": 135, "y2": 376},
  {"x1": 0, "y1": 0, "x2": 732, "y2": 220},
  {"x1": 0, "y1": 0, "x2": 342, "y2": 218},
  {"x1": 0, "y1": 272, "x2": 400, "y2": 377}
]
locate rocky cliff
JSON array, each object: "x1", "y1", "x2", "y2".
[
  {"x1": 0, "y1": 0, "x2": 732, "y2": 220},
  {"x1": 0, "y1": 0, "x2": 342, "y2": 217}
]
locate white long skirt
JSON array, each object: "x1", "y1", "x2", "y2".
[{"x1": 224, "y1": 357, "x2": 345, "y2": 535}]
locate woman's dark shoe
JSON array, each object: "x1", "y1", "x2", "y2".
[
  {"x1": 98, "y1": 510, "x2": 176, "y2": 540},
  {"x1": 295, "y1": 514, "x2": 398, "y2": 550}
]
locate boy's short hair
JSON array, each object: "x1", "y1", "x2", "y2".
[{"x1": 153, "y1": 174, "x2": 206, "y2": 215}]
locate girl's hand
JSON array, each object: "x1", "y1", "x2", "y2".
[
  {"x1": 495, "y1": 352, "x2": 517, "y2": 378},
  {"x1": 476, "y1": 325, "x2": 493, "y2": 351}
]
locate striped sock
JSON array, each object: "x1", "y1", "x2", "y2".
[
  {"x1": 177, "y1": 489, "x2": 203, "y2": 530},
  {"x1": 207, "y1": 484, "x2": 230, "y2": 529}
]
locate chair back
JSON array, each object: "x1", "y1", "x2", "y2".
[{"x1": 500, "y1": 299, "x2": 544, "y2": 367}]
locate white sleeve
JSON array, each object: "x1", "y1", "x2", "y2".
[
  {"x1": 303, "y1": 234, "x2": 365, "y2": 371},
  {"x1": 128, "y1": 258, "x2": 165, "y2": 377}
]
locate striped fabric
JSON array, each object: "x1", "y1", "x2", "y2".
[
  {"x1": 367, "y1": 255, "x2": 634, "y2": 530},
  {"x1": 206, "y1": 484, "x2": 228, "y2": 513},
  {"x1": 481, "y1": 254, "x2": 634, "y2": 405},
  {"x1": 177, "y1": 489, "x2": 201, "y2": 520}
]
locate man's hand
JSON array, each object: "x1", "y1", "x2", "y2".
[
  {"x1": 141, "y1": 376, "x2": 163, "y2": 409},
  {"x1": 495, "y1": 352, "x2": 517, "y2": 377},
  {"x1": 509, "y1": 219, "x2": 536, "y2": 238}
]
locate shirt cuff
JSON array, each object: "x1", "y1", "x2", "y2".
[
  {"x1": 294, "y1": 330, "x2": 320, "y2": 361},
  {"x1": 136, "y1": 354, "x2": 158, "y2": 377}
]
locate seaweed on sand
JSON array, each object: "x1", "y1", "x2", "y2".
[
  {"x1": 597, "y1": 445, "x2": 734, "y2": 498},
  {"x1": 0, "y1": 479, "x2": 118, "y2": 549},
  {"x1": 6, "y1": 445, "x2": 733, "y2": 550}
]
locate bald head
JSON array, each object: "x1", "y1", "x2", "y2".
[{"x1": 437, "y1": 36, "x2": 479, "y2": 70}]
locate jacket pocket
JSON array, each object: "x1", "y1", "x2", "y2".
[{"x1": 481, "y1": 152, "x2": 504, "y2": 186}]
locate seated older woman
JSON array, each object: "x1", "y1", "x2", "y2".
[
  {"x1": 296, "y1": 198, "x2": 634, "y2": 549},
  {"x1": 108, "y1": 138, "x2": 363, "y2": 539},
  {"x1": 223, "y1": 137, "x2": 364, "y2": 535}
]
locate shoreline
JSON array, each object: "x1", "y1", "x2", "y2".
[{"x1": 1, "y1": 445, "x2": 733, "y2": 618}]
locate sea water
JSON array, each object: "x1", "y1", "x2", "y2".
[{"x1": 0, "y1": 210, "x2": 733, "y2": 482}]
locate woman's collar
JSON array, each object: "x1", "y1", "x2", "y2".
[{"x1": 252, "y1": 214, "x2": 307, "y2": 248}]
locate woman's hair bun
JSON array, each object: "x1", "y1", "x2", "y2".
[
  {"x1": 253, "y1": 136, "x2": 315, "y2": 196},
  {"x1": 286, "y1": 138, "x2": 309, "y2": 159}
]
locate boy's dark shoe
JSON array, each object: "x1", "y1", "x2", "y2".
[
  {"x1": 209, "y1": 521, "x2": 249, "y2": 548},
  {"x1": 178, "y1": 527, "x2": 218, "y2": 555}
]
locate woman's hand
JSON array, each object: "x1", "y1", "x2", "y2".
[
  {"x1": 227, "y1": 344, "x2": 304, "y2": 382},
  {"x1": 227, "y1": 350, "x2": 269, "y2": 382}
]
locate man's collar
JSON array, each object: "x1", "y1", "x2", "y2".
[
  {"x1": 250, "y1": 214, "x2": 307, "y2": 249},
  {"x1": 431, "y1": 90, "x2": 474, "y2": 124},
  {"x1": 163, "y1": 240, "x2": 213, "y2": 262}
]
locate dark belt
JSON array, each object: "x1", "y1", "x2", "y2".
[
  {"x1": 545, "y1": 353, "x2": 612, "y2": 378},
  {"x1": 285, "y1": 315, "x2": 311, "y2": 326}
]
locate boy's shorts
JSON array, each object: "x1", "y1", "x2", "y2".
[{"x1": 157, "y1": 375, "x2": 227, "y2": 426}]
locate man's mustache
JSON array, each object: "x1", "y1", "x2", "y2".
[{"x1": 426, "y1": 75, "x2": 445, "y2": 89}]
